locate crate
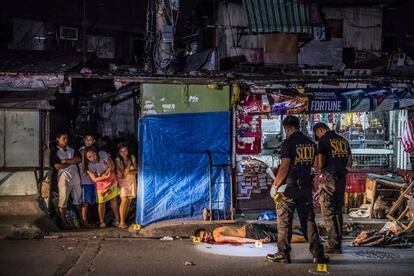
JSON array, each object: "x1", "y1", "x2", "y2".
[
  {"x1": 363, "y1": 177, "x2": 405, "y2": 218},
  {"x1": 353, "y1": 154, "x2": 392, "y2": 169}
]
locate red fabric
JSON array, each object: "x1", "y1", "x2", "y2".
[
  {"x1": 346, "y1": 172, "x2": 366, "y2": 193},
  {"x1": 400, "y1": 119, "x2": 414, "y2": 153}
]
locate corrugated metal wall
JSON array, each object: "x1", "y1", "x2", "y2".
[
  {"x1": 323, "y1": 6, "x2": 383, "y2": 52},
  {"x1": 218, "y1": 4, "x2": 383, "y2": 58},
  {"x1": 218, "y1": 2, "x2": 265, "y2": 57}
]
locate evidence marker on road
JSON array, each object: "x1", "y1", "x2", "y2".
[
  {"x1": 192, "y1": 236, "x2": 201, "y2": 243},
  {"x1": 308, "y1": 263, "x2": 329, "y2": 275},
  {"x1": 133, "y1": 224, "x2": 141, "y2": 231}
]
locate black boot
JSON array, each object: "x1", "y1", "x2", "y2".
[
  {"x1": 324, "y1": 246, "x2": 342, "y2": 254},
  {"x1": 266, "y1": 252, "x2": 291, "y2": 263},
  {"x1": 313, "y1": 254, "x2": 330, "y2": 264}
]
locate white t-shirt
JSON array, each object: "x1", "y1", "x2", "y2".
[{"x1": 55, "y1": 146, "x2": 79, "y2": 179}]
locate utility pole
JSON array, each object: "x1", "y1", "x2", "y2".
[
  {"x1": 82, "y1": 0, "x2": 87, "y2": 66},
  {"x1": 155, "y1": 0, "x2": 174, "y2": 74},
  {"x1": 144, "y1": 0, "x2": 155, "y2": 73}
]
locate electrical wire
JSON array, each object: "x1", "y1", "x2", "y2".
[{"x1": 152, "y1": 0, "x2": 179, "y2": 73}]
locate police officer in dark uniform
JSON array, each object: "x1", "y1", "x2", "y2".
[
  {"x1": 313, "y1": 122, "x2": 352, "y2": 254},
  {"x1": 267, "y1": 116, "x2": 328, "y2": 264}
]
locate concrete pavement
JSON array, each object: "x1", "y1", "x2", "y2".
[{"x1": 1, "y1": 238, "x2": 413, "y2": 276}]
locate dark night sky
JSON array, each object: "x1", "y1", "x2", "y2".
[{"x1": 1, "y1": 0, "x2": 147, "y2": 33}]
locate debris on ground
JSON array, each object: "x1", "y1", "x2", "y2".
[
  {"x1": 43, "y1": 235, "x2": 60, "y2": 239},
  {"x1": 160, "y1": 236, "x2": 174, "y2": 241},
  {"x1": 257, "y1": 211, "x2": 276, "y2": 221},
  {"x1": 184, "y1": 261, "x2": 195, "y2": 266},
  {"x1": 352, "y1": 219, "x2": 413, "y2": 247},
  {"x1": 349, "y1": 204, "x2": 371, "y2": 218}
]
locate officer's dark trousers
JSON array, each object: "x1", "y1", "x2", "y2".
[
  {"x1": 319, "y1": 174, "x2": 346, "y2": 249},
  {"x1": 276, "y1": 186, "x2": 324, "y2": 258}
]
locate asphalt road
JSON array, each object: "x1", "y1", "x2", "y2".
[{"x1": 1, "y1": 238, "x2": 413, "y2": 276}]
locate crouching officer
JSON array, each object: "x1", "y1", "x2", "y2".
[
  {"x1": 267, "y1": 116, "x2": 328, "y2": 264},
  {"x1": 313, "y1": 122, "x2": 352, "y2": 254}
]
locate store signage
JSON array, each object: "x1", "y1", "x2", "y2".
[
  {"x1": 243, "y1": 87, "x2": 414, "y2": 114},
  {"x1": 306, "y1": 90, "x2": 347, "y2": 113},
  {"x1": 309, "y1": 100, "x2": 344, "y2": 112}
]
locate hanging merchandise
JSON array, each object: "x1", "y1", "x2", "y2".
[
  {"x1": 266, "y1": 88, "x2": 308, "y2": 115},
  {"x1": 236, "y1": 114, "x2": 262, "y2": 154},
  {"x1": 360, "y1": 113, "x2": 370, "y2": 130},
  {"x1": 236, "y1": 94, "x2": 262, "y2": 154},
  {"x1": 238, "y1": 94, "x2": 262, "y2": 115},
  {"x1": 334, "y1": 113, "x2": 342, "y2": 130}
]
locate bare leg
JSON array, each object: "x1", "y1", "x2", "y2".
[
  {"x1": 81, "y1": 203, "x2": 88, "y2": 225},
  {"x1": 110, "y1": 198, "x2": 120, "y2": 223},
  {"x1": 119, "y1": 197, "x2": 129, "y2": 227},
  {"x1": 125, "y1": 199, "x2": 132, "y2": 222},
  {"x1": 98, "y1": 203, "x2": 105, "y2": 225}
]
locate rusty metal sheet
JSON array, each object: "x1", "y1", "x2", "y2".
[
  {"x1": 5, "y1": 110, "x2": 39, "y2": 167},
  {"x1": 0, "y1": 110, "x2": 4, "y2": 167}
]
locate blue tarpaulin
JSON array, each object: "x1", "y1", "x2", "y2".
[{"x1": 136, "y1": 112, "x2": 231, "y2": 226}]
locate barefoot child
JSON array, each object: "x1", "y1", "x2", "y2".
[
  {"x1": 78, "y1": 134, "x2": 97, "y2": 227},
  {"x1": 85, "y1": 147, "x2": 120, "y2": 228},
  {"x1": 115, "y1": 143, "x2": 137, "y2": 229}
]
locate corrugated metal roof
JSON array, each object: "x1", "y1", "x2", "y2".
[
  {"x1": 0, "y1": 89, "x2": 55, "y2": 110},
  {"x1": 243, "y1": 0, "x2": 312, "y2": 33},
  {"x1": 0, "y1": 50, "x2": 82, "y2": 73},
  {"x1": 323, "y1": 6, "x2": 382, "y2": 52}
]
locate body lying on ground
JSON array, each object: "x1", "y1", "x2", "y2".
[{"x1": 195, "y1": 223, "x2": 306, "y2": 244}]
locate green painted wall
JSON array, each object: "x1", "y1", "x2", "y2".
[{"x1": 141, "y1": 83, "x2": 230, "y2": 115}]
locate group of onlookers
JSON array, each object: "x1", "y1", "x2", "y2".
[{"x1": 51, "y1": 132, "x2": 137, "y2": 229}]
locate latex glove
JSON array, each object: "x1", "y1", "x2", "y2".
[{"x1": 270, "y1": 185, "x2": 277, "y2": 198}]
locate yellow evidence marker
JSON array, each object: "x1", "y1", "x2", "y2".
[
  {"x1": 308, "y1": 263, "x2": 329, "y2": 275},
  {"x1": 192, "y1": 236, "x2": 201, "y2": 243},
  {"x1": 317, "y1": 264, "x2": 328, "y2": 272},
  {"x1": 133, "y1": 224, "x2": 141, "y2": 231}
]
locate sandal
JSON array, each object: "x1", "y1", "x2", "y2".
[
  {"x1": 99, "y1": 222, "x2": 106, "y2": 228},
  {"x1": 118, "y1": 223, "x2": 128, "y2": 229}
]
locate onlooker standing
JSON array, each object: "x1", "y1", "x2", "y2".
[
  {"x1": 78, "y1": 134, "x2": 97, "y2": 227},
  {"x1": 313, "y1": 122, "x2": 352, "y2": 254},
  {"x1": 51, "y1": 132, "x2": 82, "y2": 229},
  {"x1": 85, "y1": 147, "x2": 120, "y2": 228},
  {"x1": 115, "y1": 143, "x2": 137, "y2": 229}
]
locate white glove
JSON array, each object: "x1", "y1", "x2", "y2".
[{"x1": 270, "y1": 185, "x2": 277, "y2": 198}]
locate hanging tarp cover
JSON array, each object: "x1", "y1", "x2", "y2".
[
  {"x1": 243, "y1": 0, "x2": 312, "y2": 33},
  {"x1": 260, "y1": 87, "x2": 414, "y2": 115},
  {"x1": 137, "y1": 112, "x2": 231, "y2": 226}
]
